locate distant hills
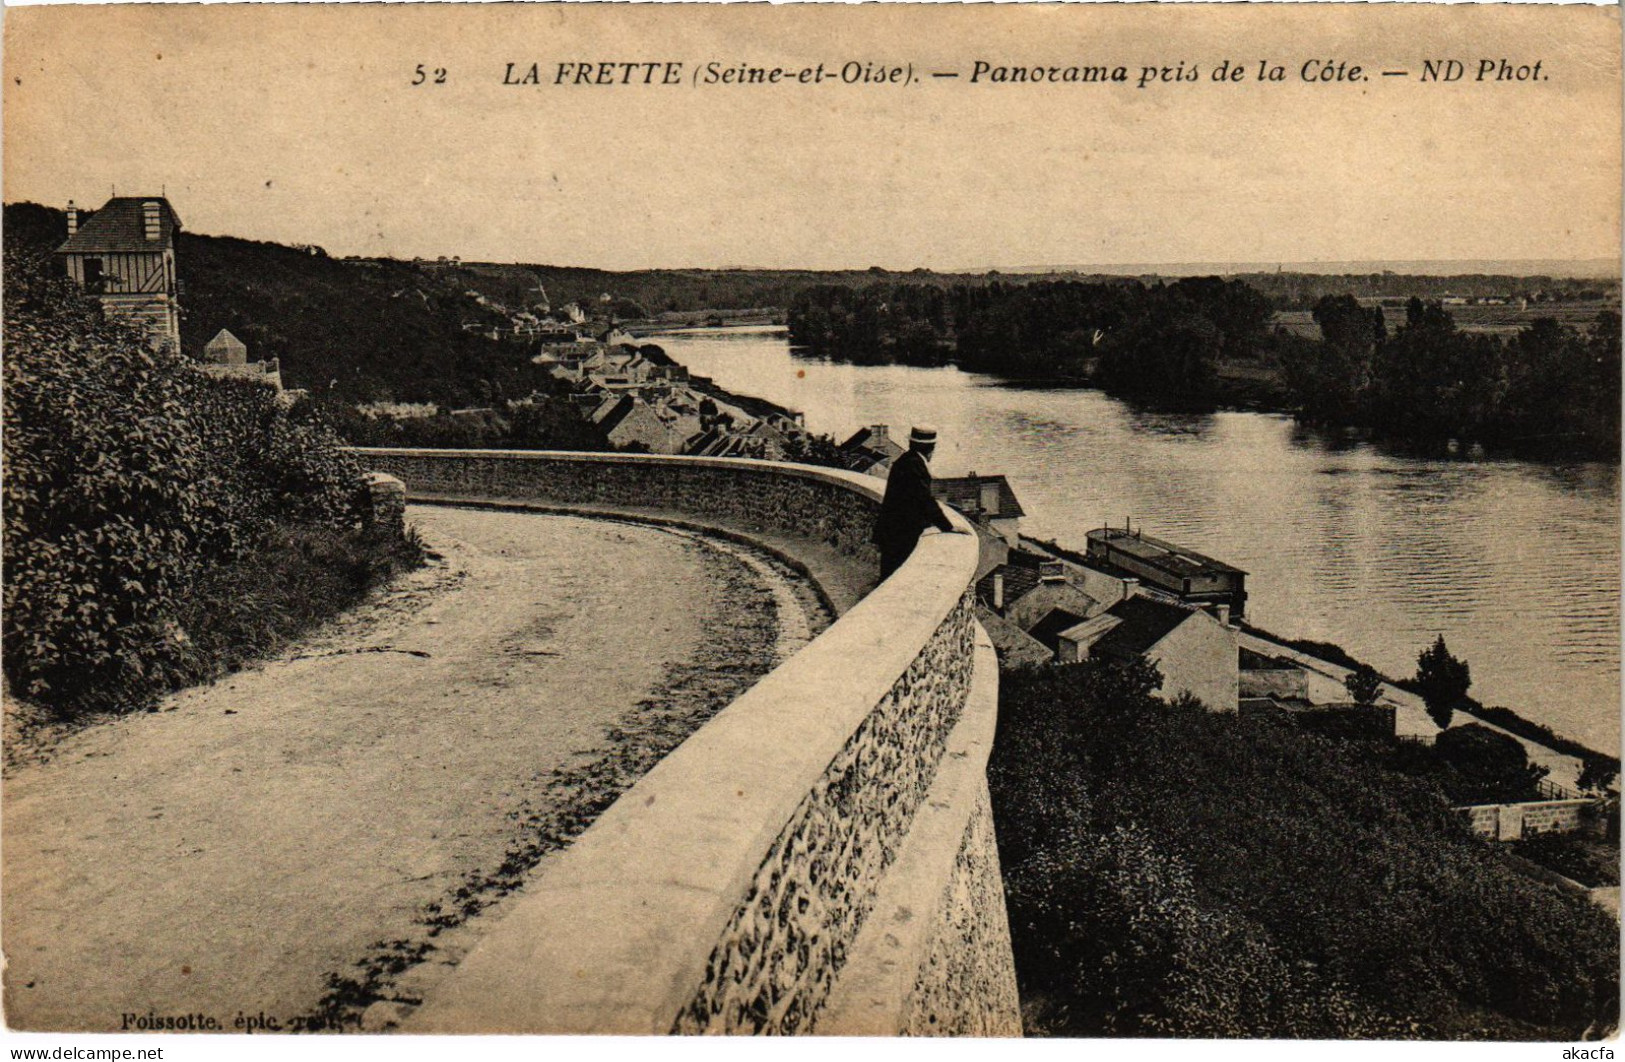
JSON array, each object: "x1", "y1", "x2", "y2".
[
  {"x1": 432, "y1": 260, "x2": 1619, "y2": 318},
  {"x1": 6, "y1": 198, "x2": 1616, "y2": 407},
  {"x1": 994, "y1": 259, "x2": 1622, "y2": 279}
]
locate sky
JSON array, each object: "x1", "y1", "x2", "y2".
[{"x1": 4, "y1": 3, "x2": 1621, "y2": 271}]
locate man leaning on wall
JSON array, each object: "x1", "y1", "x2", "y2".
[{"x1": 873, "y1": 425, "x2": 969, "y2": 581}]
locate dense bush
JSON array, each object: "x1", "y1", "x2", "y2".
[
  {"x1": 989, "y1": 658, "x2": 1619, "y2": 1039},
  {"x1": 1432, "y1": 724, "x2": 1549, "y2": 805},
  {"x1": 1510, "y1": 834, "x2": 1620, "y2": 889},
  {"x1": 3, "y1": 242, "x2": 409, "y2": 717}
]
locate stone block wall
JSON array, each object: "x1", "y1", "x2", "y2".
[
  {"x1": 1459, "y1": 798, "x2": 1593, "y2": 840},
  {"x1": 817, "y1": 629, "x2": 1021, "y2": 1037},
  {"x1": 904, "y1": 790, "x2": 1023, "y2": 1036},
  {"x1": 371, "y1": 449, "x2": 1020, "y2": 1037}
]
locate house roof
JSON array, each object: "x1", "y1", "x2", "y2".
[
  {"x1": 932, "y1": 475, "x2": 1026, "y2": 519},
  {"x1": 1005, "y1": 547, "x2": 1053, "y2": 569},
  {"x1": 1005, "y1": 582, "x2": 1101, "y2": 631},
  {"x1": 1089, "y1": 596, "x2": 1201, "y2": 659},
  {"x1": 976, "y1": 565, "x2": 1040, "y2": 610},
  {"x1": 1027, "y1": 608, "x2": 1089, "y2": 654},
  {"x1": 844, "y1": 449, "x2": 893, "y2": 475},
  {"x1": 976, "y1": 608, "x2": 1053, "y2": 669},
  {"x1": 205, "y1": 329, "x2": 247, "y2": 356},
  {"x1": 839, "y1": 426, "x2": 906, "y2": 461},
  {"x1": 57, "y1": 197, "x2": 182, "y2": 254},
  {"x1": 591, "y1": 395, "x2": 634, "y2": 431}
]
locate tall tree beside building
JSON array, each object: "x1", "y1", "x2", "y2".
[{"x1": 1415, "y1": 634, "x2": 1472, "y2": 730}]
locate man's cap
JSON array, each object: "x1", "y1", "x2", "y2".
[{"x1": 909, "y1": 425, "x2": 938, "y2": 446}]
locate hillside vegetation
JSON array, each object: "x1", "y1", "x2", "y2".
[
  {"x1": 5, "y1": 204, "x2": 581, "y2": 411},
  {"x1": 3, "y1": 236, "x2": 421, "y2": 719},
  {"x1": 988, "y1": 658, "x2": 1619, "y2": 1039}
]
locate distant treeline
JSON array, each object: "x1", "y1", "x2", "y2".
[
  {"x1": 425, "y1": 262, "x2": 1029, "y2": 318},
  {"x1": 788, "y1": 277, "x2": 1275, "y2": 401},
  {"x1": 426, "y1": 260, "x2": 1617, "y2": 319},
  {"x1": 787, "y1": 276, "x2": 1622, "y2": 458},
  {"x1": 1230, "y1": 271, "x2": 1616, "y2": 310},
  {"x1": 1280, "y1": 296, "x2": 1620, "y2": 459}
]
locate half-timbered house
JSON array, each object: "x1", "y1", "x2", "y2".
[{"x1": 56, "y1": 196, "x2": 182, "y2": 351}]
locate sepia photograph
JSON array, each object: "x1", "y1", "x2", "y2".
[{"x1": 1, "y1": 0, "x2": 1620, "y2": 1053}]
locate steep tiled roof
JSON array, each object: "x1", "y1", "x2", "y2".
[
  {"x1": 57, "y1": 197, "x2": 181, "y2": 254},
  {"x1": 204, "y1": 329, "x2": 247, "y2": 358},
  {"x1": 1027, "y1": 609, "x2": 1089, "y2": 654},
  {"x1": 1090, "y1": 596, "x2": 1200, "y2": 659}
]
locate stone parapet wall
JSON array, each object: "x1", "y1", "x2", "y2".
[
  {"x1": 673, "y1": 589, "x2": 978, "y2": 1034},
  {"x1": 357, "y1": 449, "x2": 1018, "y2": 1036},
  {"x1": 818, "y1": 628, "x2": 1021, "y2": 1037},
  {"x1": 352, "y1": 448, "x2": 881, "y2": 565}
]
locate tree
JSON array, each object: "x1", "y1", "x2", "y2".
[
  {"x1": 1415, "y1": 634, "x2": 1470, "y2": 731},
  {"x1": 1343, "y1": 664, "x2": 1383, "y2": 707},
  {"x1": 1290, "y1": 294, "x2": 1385, "y2": 423},
  {"x1": 1578, "y1": 757, "x2": 1619, "y2": 795}
]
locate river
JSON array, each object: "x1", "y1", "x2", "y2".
[{"x1": 654, "y1": 325, "x2": 1622, "y2": 753}]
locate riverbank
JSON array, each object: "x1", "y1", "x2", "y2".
[{"x1": 653, "y1": 326, "x2": 1621, "y2": 758}]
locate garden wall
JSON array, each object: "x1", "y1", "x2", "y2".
[{"x1": 1459, "y1": 798, "x2": 1593, "y2": 841}]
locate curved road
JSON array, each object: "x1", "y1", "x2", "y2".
[{"x1": 3, "y1": 506, "x2": 828, "y2": 1032}]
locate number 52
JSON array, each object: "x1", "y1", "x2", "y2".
[{"x1": 412, "y1": 65, "x2": 448, "y2": 85}]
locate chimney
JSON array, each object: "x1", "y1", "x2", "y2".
[
  {"x1": 65, "y1": 201, "x2": 79, "y2": 236},
  {"x1": 1121, "y1": 577, "x2": 1140, "y2": 602},
  {"x1": 143, "y1": 201, "x2": 162, "y2": 241},
  {"x1": 992, "y1": 572, "x2": 1005, "y2": 612},
  {"x1": 1215, "y1": 603, "x2": 1231, "y2": 626},
  {"x1": 870, "y1": 424, "x2": 889, "y2": 441}
]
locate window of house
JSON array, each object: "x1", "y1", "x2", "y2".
[{"x1": 83, "y1": 258, "x2": 105, "y2": 294}]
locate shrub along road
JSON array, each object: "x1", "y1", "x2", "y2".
[{"x1": 2, "y1": 505, "x2": 827, "y2": 1032}]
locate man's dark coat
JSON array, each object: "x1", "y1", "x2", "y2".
[{"x1": 873, "y1": 448, "x2": 953, "y2": 580}]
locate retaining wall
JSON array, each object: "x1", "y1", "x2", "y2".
[
  {"x1": 1458, "y1": 798, "x2": 1594, "y2": 841},
  {"x1": 351, "y1": 449, "x2": 1019, "y2": 1036}
]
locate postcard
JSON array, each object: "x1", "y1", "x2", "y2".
[{"x1": 3, "y1": 2, "x2": 1619, "y2": 1052}]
